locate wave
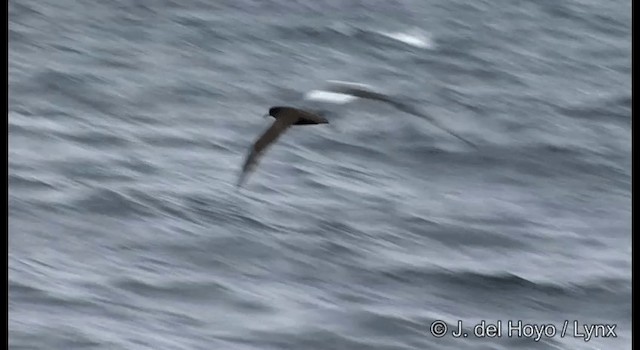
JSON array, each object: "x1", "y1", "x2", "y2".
[
  {"x1": 70, "y1": 187, "x2": 159, "y2": 218},
  {"x1": 8, "y1": 280, "x2": 97, "y2": 310},
  {"x1": 555, "y1": 94, "x2": 631, "y2": 124},
  {"x1": 8, "y1": 173, "x2": 56, "y2": 190},
  {"x1": 380, "y1": 266, "x2": 630, "y2": 299},
  {"x1": 112, "y1": 277, "x2": 232, "y2": 300}
]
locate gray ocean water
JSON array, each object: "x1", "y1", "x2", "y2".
[{"x1": 8, "y1": 0, "x2": 631, "y2": 349}]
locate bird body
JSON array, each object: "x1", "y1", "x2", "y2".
[{"x1": 237, "y1": 107, "x2": 328, "y2": 187}]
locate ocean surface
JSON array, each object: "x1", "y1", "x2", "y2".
[{"x1": 8, "y1": 0, "x2": 631, "y2": 349}]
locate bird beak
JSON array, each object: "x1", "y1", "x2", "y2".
[{"x1": 262, "y1": 113, "x2": 271, "y2": 119}]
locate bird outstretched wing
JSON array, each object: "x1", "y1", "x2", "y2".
[
  {"x1": 237, "y1": 112, "x2": 299, "y2": 187},
  {"x1": 323, "y1": 81, "x2": 477, "y2": 149}
]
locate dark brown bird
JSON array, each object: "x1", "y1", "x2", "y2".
[
  {"x1": 237, "y1": 81, "x2": 477, "y2": 188},
  {"x1": 237, "y1": 106, "x2": 328, "y2": 187}
]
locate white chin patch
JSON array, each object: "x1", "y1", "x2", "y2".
[{"x1": 304, "y1": 90, "x2": 359, "y2": 104}]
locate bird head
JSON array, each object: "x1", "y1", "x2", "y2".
[{"x1": 266, "y1": 106, "x2": 286, "y2": 119}]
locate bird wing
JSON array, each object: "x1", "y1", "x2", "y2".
[
  {"x1": 384, "y1": 101, "x2": 478, "y2": 149},
  {"x1": 324, "y1": 82, "x2": 395, "y2": 104},
  {"x1": 323, "y1": 82, "x2": 477, "y2": 149},
  {"x1": 237, "y1": 112, "x2": 299, "y2": 187},
  {"x1": 296, "y1": 109, "x2": 329, "y2": 124}
]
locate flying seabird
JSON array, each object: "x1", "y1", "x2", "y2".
[
  {"x1": 237, "y1": 81, "x2": 476, "y2": 187},
  {"x1": 237, "y1": 106, "x2": 328, "y2": 187}
]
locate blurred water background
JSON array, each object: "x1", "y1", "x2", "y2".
[{"x1": 9, "y1": 0, "x2": 631, "y2": 349}]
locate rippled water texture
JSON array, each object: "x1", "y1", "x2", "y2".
[{"x1": 9, "y1": 0, "x2": 631, "y2": 349}]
